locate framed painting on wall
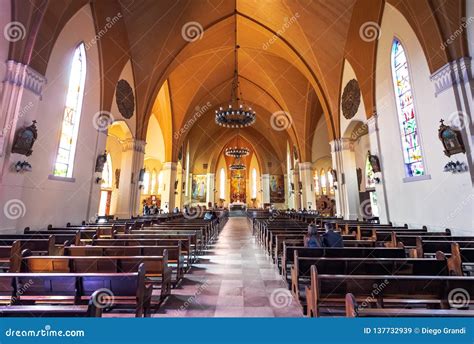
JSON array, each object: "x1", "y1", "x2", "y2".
[
  {"x1": 191, "y1": 175, "x2": 207, "y2": 203},
  {"x1": 270, "y1": 175, "x2": 285, "y2": 203}
]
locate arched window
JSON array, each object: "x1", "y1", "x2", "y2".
[
  {"x1": 314, "y1": 170, "x2": 320, "y2": 195},
  {"x1": 320, "y1": 169, "x2": 326, "y2": 195},
  {"x1": 158, "y1": 171, "x2": 164, "y2": 193},
  {"x1": 251, "y1": 168, "x2": 257, "y2": 199},
  {"x1": 391, "y1": 38, "x2": 425, "y2": 177},
  {"x1": 327, "y1": 170, "x2": 334, "y2": 195},
  {"x1": 143, "y1": 170, "x2": 150, "y2": 194},
  {"x1": 365, "y1": 155, "x2": 376, "y2": 189},
  {"x1": 101, "y1": 153, "x2": 113, "y2": 189},
  {"x1": 219, "y1": 168, "x2": 226, "y2": 200},
  {"x1": 151, "y1": 170, "x2": 157, "y2": 194},
  {"x1": 53, "y1": 43, "x2": 87, "y2": 178}
]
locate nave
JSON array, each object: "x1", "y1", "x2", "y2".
[{"x1": 153, "y1": 216, "x2": 302, "y2": 317}]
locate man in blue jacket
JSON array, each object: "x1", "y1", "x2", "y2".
[{"x1": 322, "y1": 222, "x2": 344, "y2": 248}]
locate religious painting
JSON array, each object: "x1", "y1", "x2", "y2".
[
  {"x1": 230, "y1": 170, "x2": 246, "y2": 203},
  {"x1": 191, "y1": 175, "x2": 207, "y2": 203},
  {"x1": 270, "y1": 175, "x2": 285, "y2": 203}
]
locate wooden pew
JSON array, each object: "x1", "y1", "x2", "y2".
[
  {"x1": 0, "y1": 241, "x2": 21, "y2": 272},
  {"x1": 282, "y1": 246, "x2": 406, "y2": 278},
  {"x1": 0, "y1": 237, "x2": 59, "y2": 256},
  {"x1": 291, "y1": 256, "x2": 449, "y2": 309},
  {"x1": 446, "y1": 243, "x2": 474, "y2": 276},
  {"x1": 21, "y1": 254, "x2": 172, "y2": 301},
  {"x1": 345, "y1": 293, "x2": 474, "y2": 317},
  {"x1": 0, "y1": 264, "x2": 152, "y2": 317},
  {"x1": 416, "y1": 238, "x2": 474, "y2": 258},
  {"x1": 0, "y1": 290, "x2": 103, "y2": 317},
  {"x1": 305, "y1": 265, "x2": 474, "y2": 317}
]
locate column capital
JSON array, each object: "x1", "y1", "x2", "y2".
[
  {"x1": 430, "y1": 57, "x2": 472, "y2": 96},
  {"x1": 121, "y1": 139, "x2": 146, "y2": 153},
  {"x1": 366, "y1": 114, "x2": 379, "y2": 134},
  {"x1": 298, "y1": 162, "x2": 313, "y2": 171},
  {"x1": 329, "y1": 138, "x2": 354, "y2": 152},
  {"x1": 3, "y1": 60, "x2": 47, "y2": 98},
  {"x1": 162, "y1": 162, "x2": 177, "y2": 171}
]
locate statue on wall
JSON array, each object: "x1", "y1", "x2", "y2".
[
  {"x1": 438, "y1": 119, "x2": 465, "y2": 157},
  {"x1": 95, "y1": 151, "x2": 107, "y2": 173},
  {"x1": 115, "y1": 169, "x2": 121, "y2": 189},
  {"x1": 11, "y1": 120, "x2": 38, "y2": 156}
]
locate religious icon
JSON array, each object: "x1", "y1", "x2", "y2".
[
  {"x1": 438, "y1": 119, "x2": 465, "y2": 157},
  {"x1": 11, "y1": 120, "x2": 38, "y2": 156},
  {"x1": 95, "y1": 151, "x2": 107, "y2": 173}
]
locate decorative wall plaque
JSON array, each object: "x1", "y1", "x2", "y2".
[
  {"x1": 368, "y1": 151, "x2": 381, "y2": 173},
  {"x1": 341, "y1": 79, "x2": 361, "y2": 120},
  {"x1": 115, "y1": 169, "x2": 121, "y2": 189},
  {"x1": 115, "y1": 79, "x2": 135, "y2": 119},
  {"x1": 11, "y1": 120, "x2": 38, "y2": 156},
  {"x1": 438, "y1": 119, "x2": 465, "y2": 157}
]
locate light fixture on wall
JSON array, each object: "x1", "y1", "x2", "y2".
[
  {"x1": 14, "y1": 161, "x2": 32, "y2": 173},
  {"x1": 443, "y1": 160, "x2": 468, "y2": 174}
]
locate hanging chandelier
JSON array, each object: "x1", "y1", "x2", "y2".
[
  {"x1": 229, "y1": 157, "x2": 246, "y2": 170},
  {"x1": 215, "y1": 22, "x2": 256, "y2": 128},
  {"x1": 225, "y1": 146, "x2": 250, "y2": 158}
]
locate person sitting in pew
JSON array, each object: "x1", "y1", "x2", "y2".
[
  {"x1": 322, "y1": 222, "x2": 344, "y2": 248},
  {"x1": 304, "y1": 224, "x2": 322, "y2": 248}
]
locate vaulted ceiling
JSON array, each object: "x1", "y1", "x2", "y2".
[{"x1": 9, "y1": 0, "x2": 467, "y2": 171}]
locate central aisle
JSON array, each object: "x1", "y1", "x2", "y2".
[{"x1": 154, "y1": 216, "x2": 303, "y2": 317}]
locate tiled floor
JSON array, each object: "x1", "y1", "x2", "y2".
[{"x1": 151, "y1": 216, "x2": 303, "y2": 317}]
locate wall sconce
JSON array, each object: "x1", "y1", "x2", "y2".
[
  {"x1": 14, "y1": 161, "x2": 32, "y2": 173},
  {"x1": 443, "y1": 160, "x2": 468, "y2": 174}
]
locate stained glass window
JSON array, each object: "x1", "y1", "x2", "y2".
[
  {"x1": 143, "y1": 170, "x2": 150, "y2": 194},
  {"x1": 251, "y1": 168, "x2": 257, "y2": 199},
  {"x1": 219, "y1": 168, "x2": 226, "y2": 199},
  {"x1": 314, "y1": 171, "x2": 320, "y2": 195},
  {"x1": 53, "y1": 43, "x2": 87, "y2": 178},
  {"x1": 391, "y1": 39, "x2": 425, "y2": 177},
  {"x1": 151, "y1": 170, "x2": 157, "y2": 194},
  {"x1": 365, "y1": 155, "x2": 376, "y2": 189},
  {"x1": 327, "y1": 170, "x2": 334, "y2": 195},
  {"x1": 320, "y1": 169, "x2": 327, "y2": 195}
]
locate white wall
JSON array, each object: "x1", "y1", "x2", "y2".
[
  {"x1": 1, "y1": 5, "x2": 104, "y2": 231},
  {"x1": 375, "y1": 3, "x2": 473, "y2": 234}
]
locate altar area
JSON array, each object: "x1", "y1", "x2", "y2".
[{"x1": 229, "y1": 201, "x2": 247, "y2": 211}]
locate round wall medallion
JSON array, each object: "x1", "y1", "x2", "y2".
[
  {"x1": 115, "y1": 79, "x2": 135, "y2": 119},
  {"x1": 341, "y1": 79, "x2": 361, "y2": 120}
]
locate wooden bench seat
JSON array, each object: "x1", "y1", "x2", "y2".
[{"x1": 305, "y1": 266, "x2": 474, "y2": 317}]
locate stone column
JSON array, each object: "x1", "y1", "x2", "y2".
[
  {"x1": 0, "y1": 61, "x2": 46, "y2": 178},
  {"x1": 115, "y1": 139, "x2": 146, "y2": 218},
  {"x1": 430, "y1": 57, "x2": 474, "y2": 186},
  {"x1": 261, "y1": 174, "x2": 270, "y2": 204},
  {"x1": 160, "y1": 162, "x2": 177, "y2": 212},
  {"x1": 299, "y1": 162, "x2": 315, "y2": 210},
  {"x1": 292, "y1": 167, "x2": 301, "y2": 209},
  {"x1": 366, "y1": 114, "x2": 390, "y2": 223},
  {"x1": 330, "y1": 138, "x2": 360, "y2": 220}
]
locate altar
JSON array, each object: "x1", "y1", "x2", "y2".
[{"x1": 229, "y1": 201, "x2": 246, "y2": 211}]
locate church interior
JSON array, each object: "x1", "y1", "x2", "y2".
[{"x1": 0, "y1": 0, "x2": 472, "y2": 318}]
